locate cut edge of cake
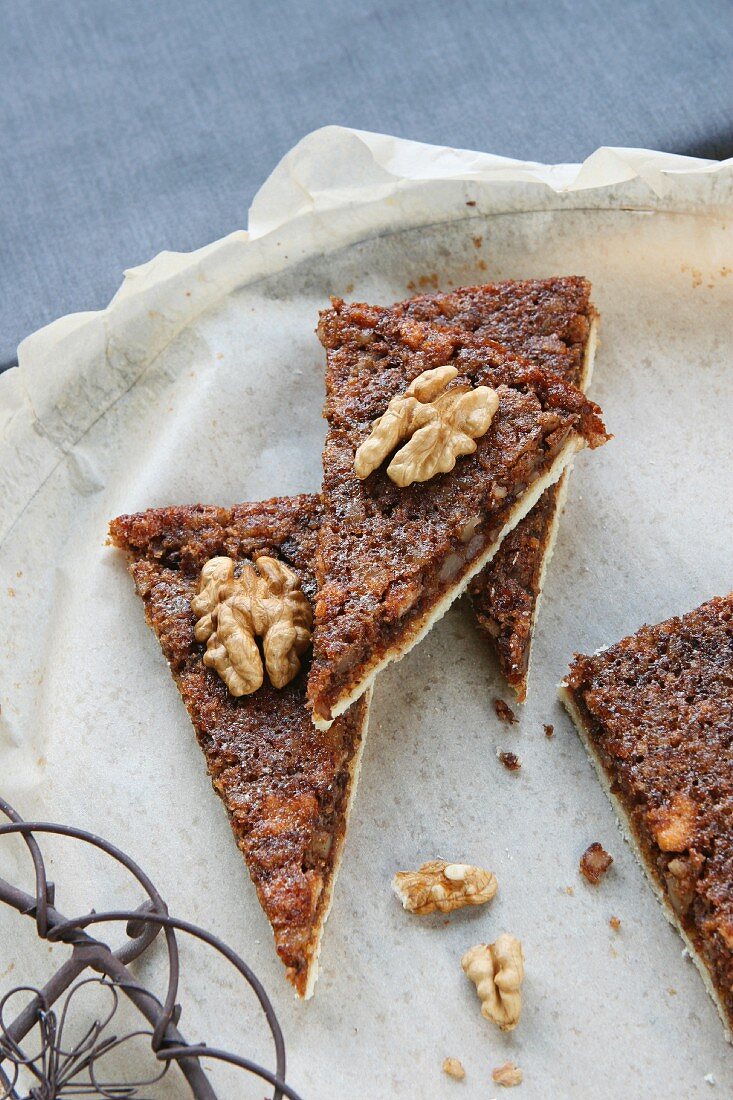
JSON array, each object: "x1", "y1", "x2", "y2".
[
  {"x1": 313, "y1": 431, "x2": 585, "y2": 730},
  {"x1": 302, "y1": 684, "x2": 372, "y2": 998},
  {"x1": 559, "y1": 677, "x2": 732, "y2": 1043},
  {"x1": 515, "y1": 314, "x2": 599, "y2": 697}
]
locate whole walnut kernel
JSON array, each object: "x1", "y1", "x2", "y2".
[
  {"x1": 192, "y1": 555, "x2": 312, "y2": 696},
  {"x1": 461, "y1": 934, "x2": 524, "y2": 1031},
  {"x1": 354, "y1": 364, "x2": 499, "y2": 487}
]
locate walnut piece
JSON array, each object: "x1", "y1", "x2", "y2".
[
  {"x1": 354, "y1": 364, "x2": 499, "y2": 487},
  {"x1": 649, "y1": 793, "x2": 697, "y2": 852},
  {"x1": 492, "y1": 1061, "x2": 523, "y2": 1087},
  {"x1": 498, "y1": 750, "x2": 521, "y2": 771},
  {"x1": 442, "y1": 1057, "x2": 466, "y2": 1080},
  {"x1": 191, "y1": 555, "x2": 312, "y2": 696},
  {"x1": 461, "y1": 933, "x2": 524, "y2": 1031},
  {"x1": 393, "y1": 859, "x2": 497, "y2": 916},
  {"x1": 579, "y1": 842, "x2": 613, "y2": 885}
]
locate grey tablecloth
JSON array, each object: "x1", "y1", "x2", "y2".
[{"x1": 2, "y1": 0, "x2": 732, "y2": 368}]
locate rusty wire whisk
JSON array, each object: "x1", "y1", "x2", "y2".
[{"x1": 0, "y1": 795, "x2": 304, "y2": 1100}]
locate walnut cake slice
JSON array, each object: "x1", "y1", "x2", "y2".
[
  {"x1": 308, "y1": 300, "x2": 608, "y2": 729},
  {"x1": 395, "y1": 277, "x2": 598, "y2": 700},
  {"x1": 110, "y1": 494, "x2": 370, "y2": 998},
  {"x1": 560, "y1": 594, "x2": 733, "y2": 1038}
]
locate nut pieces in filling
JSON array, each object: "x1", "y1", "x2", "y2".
[
  {"x1": 192, "y1": 555, "x2": 312, "y2": 696},
  {"x1": 393, "y1": 860, "x2": 498, "y2": 915},
  {"x1": 354, "y1": 364, "x2": 499, "y2": 487},
  {"x1": 461, "y1": 933, "x2": 525, "y2": 1031}
]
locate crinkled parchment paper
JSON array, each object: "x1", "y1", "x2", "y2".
[{"x1": 1, "y1": 128, "x2": 732, "y2": 1098}]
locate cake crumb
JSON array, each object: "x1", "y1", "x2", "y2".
[
  {"x1": 442, "y1": 1057, "x2": 465, "y2": 1080},
  {"x1": 543, "y1": 723, "x2": 554, "y2": 737},
  {"x1": 668, "y1": 987, "x2": 677, "y2": 996},
  {"x1": 609, "y1": 916, "x2": 621, "y2": 931},
  {"x1": 579, "y1": 842, "x2": 613, "y2": 885},
  {"x1": 704, "y1": 1073, "x2": 716, "y2": 1085},
  {"x1": 465, "y1": 200, "x2": 477, "y2": 207},
  {"x1": 494, "y1": 699, "x2": 518, "y2": 724},
  {"x1": 565, "y1": 885, "x2": 574, "y2": 896},
  {"x1": 473, "y1": 235, "x2": 483, "y2": 249},
  {"x1": 498, "y1": 750, "x2": 521, "y2": 771},
  {"x1": 492, "y1": 1061, "x2": 522, "y2": 1087}
]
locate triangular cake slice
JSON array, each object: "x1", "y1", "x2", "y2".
[
  {"x1": 308, "y1": 301, "x2": 608, "y2": 728},
  {"x1": 109, "y1": 494, "x2": 370, "y2": 997},
  {"x1": 394, "y1": 277, "x2": 598, "y2": 700},
  {"x1": 560, "y1": 594, "x2": 733, "y2": 1039}
]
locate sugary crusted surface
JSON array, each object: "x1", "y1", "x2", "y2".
[
  {"x1": 565, "y1": 594, "x2": 733, "y2": 1029},
  {"x1": 396, "y1": 277, "x2": 594, "y2": 698},
  {"x1": 109, "y1": 494, "x2": 366, "y2": 996},
  {"x1": 310, "y1": 300, "x2": 607, "y2": 722}
]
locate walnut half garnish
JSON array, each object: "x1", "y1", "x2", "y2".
[
  {"x1": 191, "y1": 555, "x2": 312, "y2": 696},
  {"x1": 393, "y1": 859, "x2": 497, "y2": 916},
  {"x1": 354, "y1": 364, "x2": 499, "y2": 487},
  {"x1": 461, "y1": 933, "x2": 524, "y2": 1031}
]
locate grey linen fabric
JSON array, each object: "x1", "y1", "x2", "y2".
[{"x1": 1, "y1": 0, "x2": 732, "y2": 367}]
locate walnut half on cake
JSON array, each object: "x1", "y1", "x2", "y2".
[{"x1": 560, "y1": 594, "x2": 733, "y2": 1039}]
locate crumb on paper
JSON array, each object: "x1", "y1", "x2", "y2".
[
  {"x1": 344, "y1": 282, "x2": 354, "y2": 294},
  {"x1": 668, "y1": 987, "x2": 677, "y2": 996},
  {"x1": 494, "y1": 699, "x2": 518, "y2": 724},
  {"x1": 465, "y1": 200, "x2": 476, "y2": 207},
  {"x1": 609, "y1": 916, "x2": 621, "y2": 931},
  {"x1": 565, "y1": 885, "x2": 574, "y2": 896},
  {"x1": 543, "y1": 723, "x2": 554, "y2": 737},
  {"x1": 704, "y1": 1072, "x2": 715, "y2": 1085},
  {"x1": 473, "y1": 235, "x2": 483, "y2": 248},
  {"x1": 498, "y1": 750, "x2": 521, "y2": 772},
  {"x1": 492, "y1": 1061, "x2": 523, "y2": 1087},
  {"x1": 442, "y1": 1057, "x2": 466, "y2": 1080},
  {"x1": 579, "y1": 842, "x2": 613, "y2": 884}
]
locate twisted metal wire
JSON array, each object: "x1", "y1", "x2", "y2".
[{"x1": 0, "y1": 797, "x2": 305, "y2": 1100}]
